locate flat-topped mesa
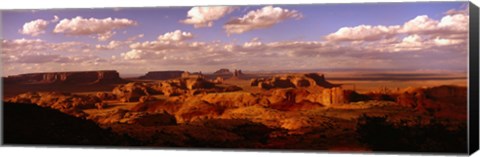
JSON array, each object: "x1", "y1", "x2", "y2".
[
  {"x1": 213, "y1": 68, "x2": 232, "y2": 75},
  {"x1": 138, "y1": 71, "x2": 184, "y2": 80},
  {"x1": 250, "y1": 73, "x2": 340, "y2": 90},
  {"x1": 3, "y1": 70, "x2": 124, "y2": 85}
]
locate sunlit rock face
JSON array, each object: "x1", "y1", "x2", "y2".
[
  {"x1": 112, "y1": 77, "x2": 241, "y2": 102},
  {"x1": 112, "y1": 82, "x2": 153, "y2": 102},
  {"x1": 250, "y1": 73, "x2": 349, "y2": 106},
  {"x1": 250, "y1": 73, "x2": 340, "y2": 90}
]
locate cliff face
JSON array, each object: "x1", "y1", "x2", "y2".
[
  {"x1": 138, "y1": 71, "x2": 184, "y2": 80},
  {"x1": 3, "y1": 70, "x2": 123, "y2": 85}
]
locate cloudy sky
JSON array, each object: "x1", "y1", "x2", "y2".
[{"x1": 0, "y1": 2, "x2": 469, "y2": 76}]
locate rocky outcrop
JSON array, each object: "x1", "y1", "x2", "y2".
[
  {"x1": 87, "y1": 108, "x2": 176, "y2": 126},
  {"x1": 212, "y1": 77, "x2": 224, "y2": 84},
  {"x1": 199, "y1": 92, "x2": 267, "y2": 108},
  {"x1": 213, "y1": 69, "x2": 232, "y2": 75},
  {"x1": 268, "y1": 88, "x2": 348, "y2": 107},
  {"x1": 181, "y1": 71, "x2": 204, "y2": 79},
  {"x1": 131, "y1": 92, "x2": 260, "y2": 123},
  {"x1": 233, "y1": 69, "x2": 244, "y2": 77},
  {"x1": 220, "y1": 105, "x2": 332, "y2": 130},
  {"x1": 321, "y1": 87, "x2": 347, "y2": 105},
  {"x1": 396, "y1": 85, "x2": 467, "y2": 119},
  {"x1": 3, "y1": 102, "x2": 139, "y2": 145},
  {"x1": 96, "y1": 92, "x2": 116, "y2": 101},
  {"x1": 250, "y1": 73, "x2": 340, "y2": 90},
  {"x1": 249, "y1": 73, "x2": 347, "y2": 106},
  {"x1": 138, "y1": 71, "x2": 184, "y2": 80},
  {"x1": 154, "y1": 77, "x2": 240, "y2": 96},
  {"x1": 268, "y1": 88, "x2": 310, "y2": 104},
  {"x1": 7, "y1": 92, "x2": 101, "y2": 117},
  {"x1": 3, "y1": 70, "x2": 124, "y2": 85},
  {"x1": 112, "y1": 82, "x2": 154, "y2": 102},
  {"x1": 112, "y1": 77, "x2": 241, "y2": 101}
]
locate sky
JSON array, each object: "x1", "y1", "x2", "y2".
[{"x1": 0, "y1": 2, "x2": 470, "y2": 76}]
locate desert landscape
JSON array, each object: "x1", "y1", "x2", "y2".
[
  {"x1": 2, "y1": 69, "x2": 468, "y2": 152},
  {"x1": 1, "y1": 2, "x2": 470, "y2": 154}
]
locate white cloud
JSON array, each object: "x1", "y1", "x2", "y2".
[
  {"x1": 325, "y1": 25, "x2": 401, "y2": 41},
  {"x1": 324, "y1": 8, "x2": 468, "y2": 55},
  {"x1": 402, "y1": 34, "x2": 423, "y2": 44},
  {"x1": 181, "y1": 6, "x2": 236, "y2": 28},
  {"x1": 327, "y1": 8, "x2": 468, "y2": 43},
  {"x1": 437, "y1": 13, "x2": 469, "y2": 33},
  {"x1": 19, "y1": 19, "x2": 49, "y2": 36},
  {"x1": 121, "y1": 49, "x2": 144, "y2": 60},
  {"x1": 433, "y1": 37, "x2": 464, "y2": 46},
  {"x1": 401, "y1": 15, "x2": 439, "y2": 34},
  {"x1": 95, "y1": 40, "x2": 122, "y2": 50},
  {"x1": 157, "y1": 30, "x2": 194, "y2": 41},
  {"x1": 53, "y1": 16, "x2": 137, "y2": 40},
  {"x1": 97, "y1": 31, "x2": 116, "y2": 41},
  {"x1": 224, "y1": 6, "x2": 303, "y2": 35}
]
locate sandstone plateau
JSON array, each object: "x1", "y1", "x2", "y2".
[{"x1": 3, "y1": 70, "x2": 124, "y2": 85}]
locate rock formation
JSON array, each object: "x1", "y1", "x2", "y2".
[
  {"x1": 112, "y1": 77, "x2": 241, "y2": 100},
  {"x1": 3, "y1": 70, "x2": 124, "y2": 85},
  {"x1": 321, "y1": 87, "x2": 347, "y2": 105},
  {"x1": 3, "y1": 102, "x2": 139, "y2": 145},
  {"x1": 212, "y1": 77, "x2": 224, "y2": 84},
  {"x1": 87, "y1": 108, "x2": 176, "y2": 126},
  {"x1": 181, "y1": 71, "x2": 204, "y2": 79},
  {"x1": 112, "y1": 82, "x2": 153, "y2": 102},
  {"x1": 250, "y1": 73, "x2": 340, "y2": 90},
  {"x1": 7, "y1": 92, "x2": 101, "y2": 117},
  {"x1": 96, "y1": 92, "x2": 117, "y2": 101},
  {"x1": 233, "y1": 69, "x2": 244, "y2": 77},
  {"x1": 138, "y1": 71, "x2": 184, "y2": 80},
  {"x1": 396, "y1": 85, "x2": 467, "y2": 119},
  {"x1": 213, "y1": 68, "x2": 232, "y2": 75}
]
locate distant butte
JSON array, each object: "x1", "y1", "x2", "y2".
[
  {"x1": 3, "y1": 70, "x2": 125, "y2": 85},
  {"x1": 213, "y1": 68, "x2": 232, "y2": 75},
  {"x1": 138, "y1": 71, "x2": 184, "y2": 80}
]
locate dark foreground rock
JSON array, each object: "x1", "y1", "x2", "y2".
[{"x1": 3, "y1": 102, "x2": 139, "y2": 146}]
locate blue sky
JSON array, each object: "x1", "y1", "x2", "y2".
[
  {"x1": 2, "y1": 2, "x2": 465, "y2": 42},
  {"x1": 0, "y1": 2, "x2": 470, "y2": 75}
]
